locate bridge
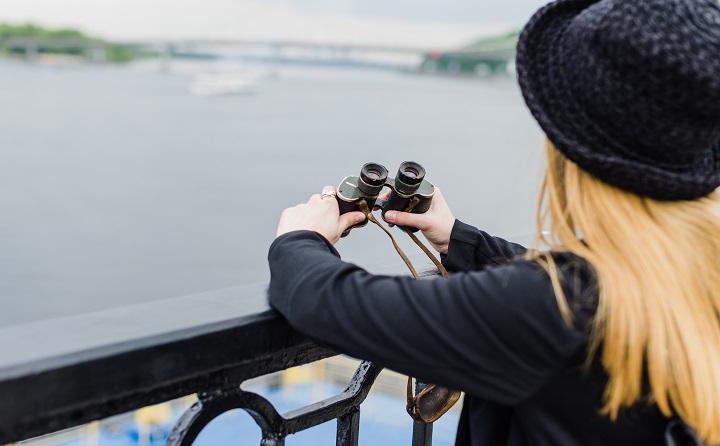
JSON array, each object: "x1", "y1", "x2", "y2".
[
  {"x1": 0, "y1": 37, "x2": 434, "y2": 65},
  {"x1": 0, "y1": 36, "x2": 516, "y2": 72}
]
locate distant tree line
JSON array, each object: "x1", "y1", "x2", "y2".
[
  {"x1": 0, "y1": 23, "x2": 85, "y2": 39},
  {"x1": 0, "y1": 23, "x2": 148, "y2": 62},
  {"x1": 418, "y1": 30, "x2": 520, "y2": 77}
]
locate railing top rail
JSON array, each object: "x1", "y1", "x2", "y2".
[
  {"x1": 0, "y1": 257, "x2": 437, "y2": 444},
  {"x1": 0, "y1": 283, "x2": 334, "y2": 444},
  {"x1": 0, "y1": 283, "x2": 268, "y2": 377}
]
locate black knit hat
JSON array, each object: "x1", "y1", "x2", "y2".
[{"x1": 516, "y1": 0, "x2": 720, "y2": 200}]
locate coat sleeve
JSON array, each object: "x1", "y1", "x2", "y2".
[
  {"x1": 441, "y1": 220, "x2": 527, "y2": 272},
  {"x1": 268, "y1": 230, "x2": 591, "y2": 405}
]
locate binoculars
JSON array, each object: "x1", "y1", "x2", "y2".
[{"x1": 337, "y1": 161, "x2": 435, "y2": 236}]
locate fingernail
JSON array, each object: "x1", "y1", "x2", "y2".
[
  {"x1": 385, "y1": 211, "x2": 396, "y2": 222},
  {"x1": 355, "y1": 214, "x2": 365, "y2": 222}
]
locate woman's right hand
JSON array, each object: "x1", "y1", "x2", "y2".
[{"x1": 383, "y1": 187, "x2": 455, "y2": 255}]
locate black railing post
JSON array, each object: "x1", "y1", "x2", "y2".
[
  {"x1": 336, "y1": 407, "x2": 360, "y2": 446},
  {"x1": 260, "y1": 433, "x2": 285, "y2": 446},
  {"x1": 411, "y1": 381, "x2": 433, "y2": 446}
]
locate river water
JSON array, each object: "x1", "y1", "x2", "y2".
[{"x1": 0, "y1": 59, "x2": 544, "y2": 327}]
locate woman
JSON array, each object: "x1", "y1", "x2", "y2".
[{"x1": 268, "y1": 0, "x2": 720, "y2": 444}]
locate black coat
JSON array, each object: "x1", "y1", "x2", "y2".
[{"x1": 268, "y1": 220, "x2": 669, "y2": 445}]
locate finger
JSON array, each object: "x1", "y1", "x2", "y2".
[
  {"x1": 427, "y1": 188, "x2": 448, "y2": 212},
  {"x1": 383, "y1": 210, "x2": 430, "y2": 230},
  {"x1": 373, "y1": 189, "x2": 391, "y2": 211},
  {"x1": 338, "y1": 211, "x2": 366, "y2": 233}
]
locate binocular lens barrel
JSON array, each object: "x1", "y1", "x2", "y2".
[
  {"x1": 358, "y1": 163, "x2": 388, "y2": 195},
  {"x1": 394, "y1": 161, "x2": 425, "y2": 195}
]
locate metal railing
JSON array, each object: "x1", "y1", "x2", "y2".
[{"x1": 0, "y1": 261, "x2": 440, "y2": 446}]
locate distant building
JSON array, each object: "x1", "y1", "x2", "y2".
[{"x1": 418, "y1": 30, "x2": 519, "y2": 77}]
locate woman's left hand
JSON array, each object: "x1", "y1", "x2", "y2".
[{"x1": 276, "y1": 186, "x2": 366, "y2": 244}]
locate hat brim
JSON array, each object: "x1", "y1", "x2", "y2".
[{"x1": 516, "y1": 0, "x2": 720, "y2": 200}]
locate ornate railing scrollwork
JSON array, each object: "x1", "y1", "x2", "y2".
[{"x1": 166, "y1": 361, "x2": 383, "y2": 446}]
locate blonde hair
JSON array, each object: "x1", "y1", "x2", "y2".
[{"x1": 532, "y1": 139, "x2": 720, "y2": 443}]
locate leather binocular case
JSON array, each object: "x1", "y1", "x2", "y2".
[{"x1": 406, "y1": 378, "x2": 461, "y2": 424}]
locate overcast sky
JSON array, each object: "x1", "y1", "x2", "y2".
[{"x1": 0, "y1": 0, "x2": 547, "y2": 48}]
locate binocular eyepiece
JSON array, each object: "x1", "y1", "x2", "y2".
[
  {"x1": 394, "y1": 161, "x2": 426, "y2": 196},
  {"x1": 337, "y1": 161, "x2": 435, "y2": 236},
  {"x1": 358, "y1": 163, "x2": 388, "y2": 196}
]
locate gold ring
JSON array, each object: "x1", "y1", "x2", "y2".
[{"x1": 321, "y1": 190, "x2": 335, "y2": 199}]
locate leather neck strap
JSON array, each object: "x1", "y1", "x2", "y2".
[{"x1": 357, "y1": 199, "x2": 450, "y2": 280}]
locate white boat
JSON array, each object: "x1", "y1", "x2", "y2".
[{"x1": 189, "y1": 70, "x2": 258, "y2": 96}]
